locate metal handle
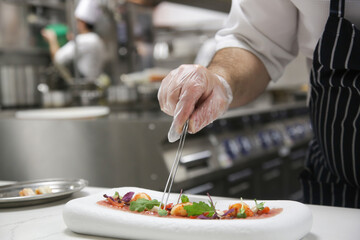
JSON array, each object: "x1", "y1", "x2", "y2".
[
  {"x1": 180, "y1": 150, "x2": 212, "y2": 167},
  {"x1": 184, "y1": 182, "x2": 214, "y2": 195}
]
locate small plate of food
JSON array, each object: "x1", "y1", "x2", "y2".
[
  {"x1": 0, "y1": 178, "x2": 87, "y2": 208},
  {"x1": 63, "y1": 187, "x2": 312, "y2": 240}
]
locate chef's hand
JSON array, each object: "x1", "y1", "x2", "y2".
[
  {"x1": 41, "y1": 29, "x2": 57, "y2": 43},
  {"x1": 158, "y1": 64, "x2": 233, "y2": 142},
  {"x1": 66, "y1": 32, "x2": 74, "y2": 41}
]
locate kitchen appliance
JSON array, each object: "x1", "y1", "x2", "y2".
[{"x1": 163, "y1": 103, "x2": 312, "y2": 201}]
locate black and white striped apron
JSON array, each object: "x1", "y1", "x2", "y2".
[{"x1": 300, "y1": 0, "x2": 360, "y2": 208}]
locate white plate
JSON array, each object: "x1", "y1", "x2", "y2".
[
  {"x1": 63, "y1": 187, "x2": 312, "y2": 240},
  {"x1": 15, "y1": 106, "x2": 110, "y2": 120},
  {"x1": 0, "y1": 178, "x2": 88, "y2": 208}
]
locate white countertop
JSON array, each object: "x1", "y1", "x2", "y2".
[{"x1": 0, "y1": 181, "x2": 359, "y2": 240}]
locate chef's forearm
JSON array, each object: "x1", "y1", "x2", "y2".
[
  {"x1": 47, "y1": 39, "x2": 60, "y2": 60},
  {"x1": 208, "y1": 47, "x2": 271, "y2": 108}
]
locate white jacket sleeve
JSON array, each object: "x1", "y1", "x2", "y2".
[
  {"x1": 215, "y1": 0, "x2": 299, "y2": 81},
  {"x1": 54, "y1": 40, "x2": 75, "y2": 65}
]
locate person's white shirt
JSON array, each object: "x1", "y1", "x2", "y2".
[
  {"x1": 54, "y1": 32, "x2": 105, "y2": 79},
  {"x1": 215, "y1": 0, "x2": 360, "y2": 81}
]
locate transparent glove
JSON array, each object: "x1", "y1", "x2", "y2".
[{"x1": 157, "y1": 64, "x2": 233, "y2": 142}]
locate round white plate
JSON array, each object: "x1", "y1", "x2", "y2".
[
  {"x1": 15, "y1": 106, "x2": 110, "y2": 120},
  {"x1": 63, "y1": 187, "x2": 312, "y2": 240}
]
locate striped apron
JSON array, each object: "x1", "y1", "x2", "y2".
[{"x1": 300, "y1": 0, "x2": 360, "y2": 208}]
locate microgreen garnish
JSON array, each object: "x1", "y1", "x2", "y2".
[
  {"x1": 114, "y1": 191, "x2": 120, "y2": 199},
  {"x1": 103, "y1": 194, "x2": 115, "y2": 202},
  {"x1": 183, "y1": 201, "x2": 215, "y2": 217},
  {"x1": 181, "y1": 194, "x2": 189, "y2": 203},
  {"x1": 176, "y1": 189, "x2": 184, "y2": 204},
  {"x1": 206, "y1": 193, "x2": 219, "y2": 219},
  {"x1": 236, "y1": 198, "x2": 247, "y2": 218},
  {"x1": 254, "y1": 199, "x2": 265, "y2": 211},
  {"x1": 236, "y1": 208, "x2": 247, "y2": 218},
  {"x1": 158, "y1": 208, "x2": 168, "y2": 216},
  {"x1": 129, "y1": 198, "x2": 160, "y2": 212}
]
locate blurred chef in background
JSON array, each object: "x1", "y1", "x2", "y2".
[{"x1": 41, "y1": 0, "x2": 106, "y2": 82}]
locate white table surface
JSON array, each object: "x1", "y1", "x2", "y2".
[{"x1": 0, "y1": 181, "x2": 359, "y2": 240}]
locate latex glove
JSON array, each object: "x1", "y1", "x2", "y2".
[{"x1": 158, "y1": 64, "x2": 233, "y2": 142}]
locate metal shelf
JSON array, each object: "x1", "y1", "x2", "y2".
[
  {"x1": 27, "y1": 0, "x2": 66, "y2": 10},
  {"x1": 2, "y1": 0, "x2": 65, "y2": 10},
  {"x1": 0, "y1": 48, "x2": 48, "y2": 55},
  {"x1": 0, "y1": 48, "x2": 50, "y2": 65},
  {"x1": 155, "y1": 0, "x2": 231, "y2": 13}
]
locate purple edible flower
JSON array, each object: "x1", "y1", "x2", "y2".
[
  {"x1": 221, "y1": 208, "x2": 235, "y2": 217},
  {"x1": 122, "y1": 191, "x2": 135, "y2": 202},
  {"x1": 197, "y1": 214, "x2": 210, "y2": 219},
  {"x1": 103, "y1": 194, "x2": 115, "y2": 202}
]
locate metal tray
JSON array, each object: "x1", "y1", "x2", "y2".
[{"x1": 0, "y1": 178, "x2": 88, "y2": 208}]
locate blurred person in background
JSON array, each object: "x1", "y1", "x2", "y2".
[
  {"x1": 41, "y1": 0, "x2": 106, "y2": 81},
  {"x1": 157, "y1": 0, "x2": 360, "y2": 208}
]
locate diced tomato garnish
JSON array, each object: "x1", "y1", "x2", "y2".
[
  {"x1": 245, "y1": 208, "x2": 254, "y2": 217},
  {"x1": 190, "y1": 216, "x2": 198, "y2": 219},
  {"x1": 166, "y1": 203, "x2": 173, "y2": 210},
  {"x1": 107, "y1": 198, "x2": 124, "y2": 208},
  {"x1": 258, "y1": 206, "x2": 270, "y2": 215}
]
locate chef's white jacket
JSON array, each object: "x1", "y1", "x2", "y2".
[
  {"x1": 54, "y1": 32, "x2": 106, "y2": 79},
  {"x1": 216, "y1": 0, "x2": 360, "y2": 81}
]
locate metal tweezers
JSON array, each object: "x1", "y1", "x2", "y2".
[{"x1": 159, "y1": 120, "x2": 189, "y2": 208}]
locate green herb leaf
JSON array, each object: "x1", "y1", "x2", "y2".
[
  {"x1": 236, "y1": 208, "x2": 247, "y2": 218},
  {"x1": 254, "y1": 199, "x2": 265, "y2": 211},
  {"x1": 129, "y1": 198, "x2": 160, "y2": 212},
  {"x1": 114, "y1": 191, "x2": 120, "y2": 199},
  {"x1": 158, "y1": 208, "x2": 168, "y2": 216},
  {"x1": 183, "y1": 201, "x2": 214, "y2": 217},
  {"x1": 181, "y1": 194, "x2": 189, "y2": 203}
]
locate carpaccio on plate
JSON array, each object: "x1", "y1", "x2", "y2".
[{"x1": 97, "y1": 190, "x2": 283, "y2": 220}]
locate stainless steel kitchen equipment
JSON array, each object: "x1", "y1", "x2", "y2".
[
  {"x1": 0, "y1": 0, "x2": 69, "y2": 109},
  {"x1": 0, "y1": 101, "x2": 312, "y2": 201}
]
